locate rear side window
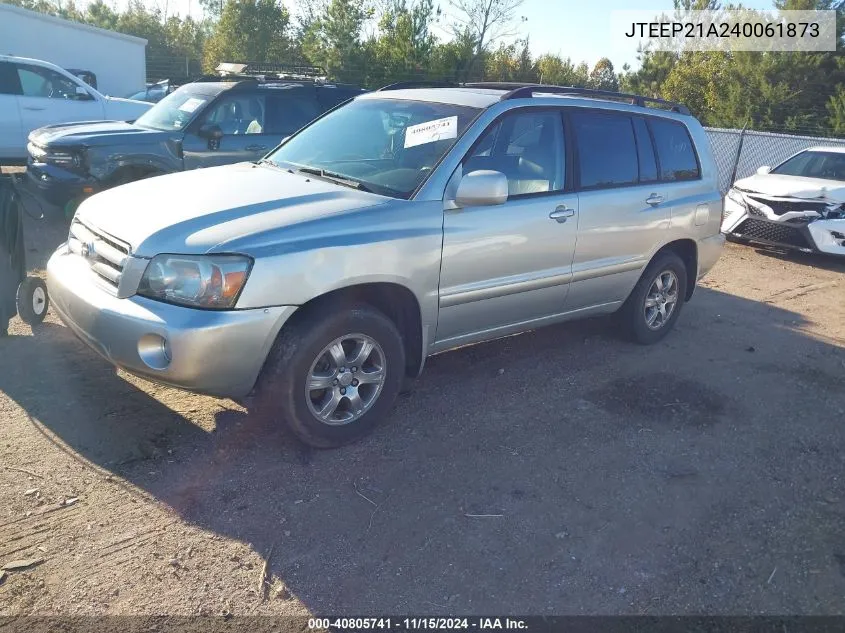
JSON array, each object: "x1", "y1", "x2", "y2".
[
  {"x1": 572, "y1": 110, "x2": 638, "y2": 189},
  {"x1": 0, "y1": 62, "x2": 22, "y2": 95},
  {"x1": 633, "y1": 118, "x2": 658, "y2": 182},
  {"x1": 649, "y1": 118, "x2": 700, "y2": 181},
  {"x1": 266, "y1": 93, "x2": 320, "y2": 135},
  {"x1": 317, "y1": 87, "x2": 359, "y2": 110}
]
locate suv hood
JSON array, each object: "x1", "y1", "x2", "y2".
[
  {"x1": 75, "y1": 162, "x2": 389, "y2": 257},
  {"x1": 734, "y1": 173, "x2": 845, "y2": 202},
  {"x1": 29, "y1": 121, "x2": 172, "y2": 148}
]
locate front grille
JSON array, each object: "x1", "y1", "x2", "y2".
[
  {"x1": 731, "y1": 218, "x2": 812, "y2": 250},
  {"x1": 746, "y1": 195, "x2": 831, "y2": 216},
  {"x1": 68, "y1": 219, "x2": 130, "y2": 290}
]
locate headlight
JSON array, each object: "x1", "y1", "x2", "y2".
[
  {"x1": 137, "y1": 254, "x2": 252, "y2": 309},
  {"x1": 29, "y1": 143, "x2": 85, "y2": 170},
  {"x1": 726, "y1": 188, "x2": 746, "y2": 207},
  {"x1": 723, "y1": 188, "x2": 747, "y2": 221}
]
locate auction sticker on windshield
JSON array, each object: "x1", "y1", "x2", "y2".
[
  {"x1": 404, "y1": 116, "x2": 458, "y2": 148},
  {"x1": 178, "y1": 97, "x2": 205, "y2": 113}
]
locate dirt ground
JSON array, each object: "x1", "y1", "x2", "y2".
[{"x1": 1, "y1": 201, "x2": 844, "y2": 617}]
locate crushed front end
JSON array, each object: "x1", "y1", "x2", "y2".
[{"x1": 721, "y1": 188, "x2": 845, "y2": 256}]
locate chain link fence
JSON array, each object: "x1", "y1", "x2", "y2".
[{"x1": 705, "y1": 127, "x2": 845, "y2": 194}]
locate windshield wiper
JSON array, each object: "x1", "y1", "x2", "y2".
[{"x1": 296, "y1": 166, "x2": 375, "y2": 193}]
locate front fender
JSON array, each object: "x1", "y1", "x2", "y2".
[
  {"x1": 232, "y1": 200, "x2": 446, "y2": 352},
  {"x1": 87, "y1": 140, "x2": 183, "y2": 181}
]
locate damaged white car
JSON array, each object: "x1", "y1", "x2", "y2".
[{"x1": 722, "y1": 146, "x2": 845, "y2": 256}]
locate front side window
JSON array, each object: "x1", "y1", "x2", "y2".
[
  {"x1": 572, "y1": 110, "x2": 638, "y2": 189},
  {"x1": 16, "y1": 64, "x2": 87, "y2": 100},
  {"x1": 200, "y1": 93, "x2": 267, "y2": 135},
  {"x1": 649, "y1": 118, "x2": 700, "y2": 181},
  {"x1": 268, "y1": 98, "x2": 481, "y2": 199},
  {"x1": 464, "y1": 110, "x2": 564, "y2": 196},
  {"x1": 770, "y1": 150, "x2": 845, "y2": 181},
  {"x1": 135, "y1": 88, "x2": 212, "y2": 131}
]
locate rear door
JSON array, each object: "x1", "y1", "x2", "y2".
[
  {"x1": 565, "y1": 109, "x2": 671, "y2": 312},
  {"x1": 0, "y1": 62, "x2": 24, "y2": 160},
  {"x1": 264, "y1": 87, "x2": 321, "y2": 141},
  {"x1": 13, "y1": 62, "x2": 105, "y2": 138}
]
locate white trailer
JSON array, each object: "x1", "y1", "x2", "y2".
[{"x1": 0, "y1": 3, "x2": 147, "y2": 97}]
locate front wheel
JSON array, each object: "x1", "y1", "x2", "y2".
[
  {"x1": 619, "y1": 251, "x2": 687, "y2": 345},
  {"x1": 255, "y1": 304, "x2": 405, "y2": 448}
]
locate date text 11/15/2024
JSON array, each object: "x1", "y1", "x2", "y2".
[{"x1": 308, "y1": 618, "x2": 529, "y2": 631}]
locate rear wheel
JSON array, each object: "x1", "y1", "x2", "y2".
[
  {"x1": 255, "y1": 304, "x2": 405, "y2": 448},
  {"x1": 619, "y1": 251, "x2": 687, "y2": 345}
]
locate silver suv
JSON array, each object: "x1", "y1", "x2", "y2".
[{"x1": 46, "y1": 83, "x2": 725, "y2": 447}]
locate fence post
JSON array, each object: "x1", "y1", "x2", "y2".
[{"x1": 729, "y1": 122, "x2": 748, "y2": 186}]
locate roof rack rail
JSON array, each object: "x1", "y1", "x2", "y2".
[
  {"x1": 193, "y1": 73, "x2": 259, "y2": 84},
  {"x1": 462, "y1": 82, "x2": 535, "y2": 90},
  {"x1": 500, "y1": 84, "x2": 691, "y2": 115},
  {"x1": 378, "y1": 80, "x2": 458, "y2": 91},
  {"x1": 216, "y1": 61, "x2": 327, "y2": 78}
]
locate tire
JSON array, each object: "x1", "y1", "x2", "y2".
[
  {"x1": 255, "y1": 303, "x2": 405, "y2": 448},
  {"x1": 619, "y1": 251, "x2": 687, "y2": 345},
  {"x1": 16, "y1": 277, "x2": 49, "y2": 325}
]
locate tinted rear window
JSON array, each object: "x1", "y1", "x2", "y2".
[
  {"x1": 633, "y1": 117, "x2": 658, "y2": 182},
  {"x1": 649, "y1": 118, "x2": 700, "y2": 181},
  {"x1": 572, "y1": 110, "x2": 638, "y2": 189}
]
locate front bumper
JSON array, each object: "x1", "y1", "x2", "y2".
[
  {"x1": 722, "y1": 192, "x2": 845, "y2": 257},
  {"x1": 47, "y1": 245, "x2": 297, "y2": 398},
  {"x1": 25, "y1": 161, "x2": 99, "y2": 208}
]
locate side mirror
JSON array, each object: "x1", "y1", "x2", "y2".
[
  {"x1": 455, "y1": 170, "x2": 509, "y2": 207},
  {"x1": 757, "y1": 165, "x2": 771, "y2": 175},
  {"x1": 198, "y1": 124, "x2": 224, "y2": 141},
  {"x1": 74, "y1": 86, "x2": 93, "y2": 101}
]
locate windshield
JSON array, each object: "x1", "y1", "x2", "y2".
[
  {"x1": 135, "y1": 89, "x2": 211, "y2": 132},
  {"x1": 770, "y1": 151, "x2": 845, "y2": 181},
  {"x1": 267, "y1": 98, "x2": 481, "y2": 199}
]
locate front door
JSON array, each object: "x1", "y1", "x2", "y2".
[
  {"x1": 13, "y1": 62, "x2": 104, "y2": 139},
  {"x1": 436, "y1": 108, "x2": 579, "y2": 349},
  {"x1": 182, "y1": 92, "x2": 280, "y2": 169}
]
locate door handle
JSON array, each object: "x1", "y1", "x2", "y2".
[
  {"x1": 646, "y1": 193, "x2": 665, "y2": 206},
  {"x1": 549, "y1": 206, "x2": 576, "y2": 223},
  {"x1": 23, "y1": 106, "x2": 46, "y2": 111},
  {"x1": 246, "y1": 144, "x2": 268, "y2": 151}
]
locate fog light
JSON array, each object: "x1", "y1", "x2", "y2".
[{"x1": 138, "y1": 333, "x2": 171, "y2": 370}]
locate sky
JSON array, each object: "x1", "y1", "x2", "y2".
[{"x1": 74, "y1": 0, "x2": 778, "y2": 71}]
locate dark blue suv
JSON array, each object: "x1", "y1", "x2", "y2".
[{"x1": 26, "y1": 74, "x2": 364, "y2": 216}]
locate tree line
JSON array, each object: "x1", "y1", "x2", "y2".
[{"x1": 6, "y1": 0, "x2": 845, "y2": 137}]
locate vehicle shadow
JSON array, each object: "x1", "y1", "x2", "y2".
[{"x1": 1, "y1": 287, "x2": 845, "y2": 615}]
